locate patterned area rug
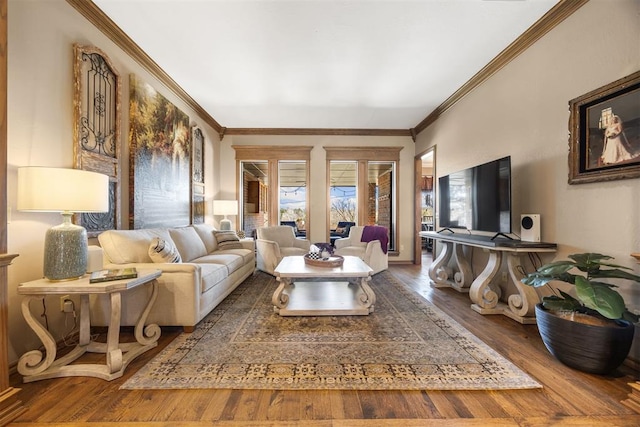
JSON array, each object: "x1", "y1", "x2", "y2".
[{"x1": 121, "y1": 271, "x2": 541, "y2": 390}]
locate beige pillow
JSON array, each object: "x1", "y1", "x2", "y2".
[
  {"x1": 169, "y1": 226, "x2": 207, "y2": 262},
  {"x1": 213, "y1": 230, "x2": 243, "y2": 250},
  {"x1": 148, "y1": 237, "x2": 182, "y2": 263}
]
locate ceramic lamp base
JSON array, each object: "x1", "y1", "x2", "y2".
[
  {"x1": 43, "y1": 213, "x2": 88, "y2": 281},
  {"x1": 220, "y1": 218, "x2": 232, "y2": 231}
]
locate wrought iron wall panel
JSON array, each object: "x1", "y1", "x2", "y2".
[{"x1": 73, "y1": 44, "x2": 122, "y2": 236}]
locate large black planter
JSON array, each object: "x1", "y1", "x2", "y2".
[{"x1": 534, "y1": 303, "x2": 635, "y2": 375}]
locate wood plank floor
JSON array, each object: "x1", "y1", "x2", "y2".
[{"x1": 8, "y1": 255, "x2": 640, "y2": 426}]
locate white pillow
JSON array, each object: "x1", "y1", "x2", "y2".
[{"x1": 148, "y1": 237, "x2": 182, "y2": 263}]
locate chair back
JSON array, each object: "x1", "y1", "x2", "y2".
[
  {"x1": 345, "y1": 226, "x2": 366, "y2": 246},
  {"x1": 257, "y1": 225, "x2": 296, "y2": 247}
]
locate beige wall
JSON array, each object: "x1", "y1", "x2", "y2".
[
  {"x1": 223, "y1": 134, "x2": 414, "y2": 247},
  {"x1": 415, "y1": 0, "x2": 640, "y2": 360},
  {"x1": 6, "y1": 0, "x2": 221, "y2": 363}
]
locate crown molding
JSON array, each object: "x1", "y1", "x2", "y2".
[
  {"x1": 70, "y1": 0, "x2": 586, "y2": 140},
  {"x1": 67, "y1": 0, "x2": 223, "y2": 133},
  {"x1": 412, "y1": 0, "x2": 589, "y2": 136},
  {"x1": 225, "y1": 128, "x2": 412, "y2": 137}
]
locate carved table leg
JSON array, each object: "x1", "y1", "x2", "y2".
[
  {"x1": 452, "y1": 243, "x2": 473, "y2": 292},
  {"x1": 19, "y1": 296, "x2": 88, "y2": 382},
  {"x1": 135, "y1": 279, "x2": 160, "y2": 346},
  {"x1": 469, "y1": 250, "x2": 503, "y2": 313},
  {"x1": 272, "y1": 276, "x2": 291, "y2": 313},
  {"x1": 503, "y1": 253, "x2": 540, "y2": 324},
  {"x1": 17, "y1": 297, "x2": 57, "y2": 377},
  {"x1": 106, "y1": 292, "x2": 123, "y2": 374},
  {"x1": 428, "y1": 240, "x2": 454, "y2": 287},
  {"x1": 352, "y1": 276, "x2": 376, "y2": 313},
  {"x1": 79, "y1": 294, "x2": 91, "y2": 347}
]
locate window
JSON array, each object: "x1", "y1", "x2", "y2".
[
  {"x1": 234, "y1": 146, "x2": 312, "y2": 239},
  {"x1": 329, "y1": 161, "x2": 357, "y2": 229},
  {"x1": 279, "y1": 161, "x2": 307, "y2": 238},
  {"x1": 324, "y1": 147, "x2": 402, "y2": 252}
]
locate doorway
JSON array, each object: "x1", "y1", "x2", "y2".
[{"x1": 414, "y1": 147, "x2": 435, "y2": 265}]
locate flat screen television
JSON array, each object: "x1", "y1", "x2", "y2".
[{"x1": 438, "y1": 156, "x2": 512, "y2": 237}]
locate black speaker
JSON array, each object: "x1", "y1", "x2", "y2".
[{"x1": 521, "y1": 214, "x2": 540, "y2": 242}]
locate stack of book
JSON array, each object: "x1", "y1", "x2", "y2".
[{"x1": 89, "y1": 267, "x2": 138, "y2": 283}]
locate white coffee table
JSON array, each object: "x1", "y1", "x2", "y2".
[{"x1": 273, "y1": 255, "x2": 375, "y2": 316}]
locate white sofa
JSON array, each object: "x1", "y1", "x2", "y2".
[
  {"x1": 91, "y1": 223, "x2": 255, "y2": 332},
  {"x1": 256, "y1": 225, "x2": 311, "y2": 275},
  {"x1": 334, "y1": 225, "x2": 388, "y2": 275}
]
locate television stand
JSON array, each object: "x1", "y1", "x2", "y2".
[
  {"x1": 437, "y1": 227, "x2": 458, "y2": 234},
  {"x1": 418, "y1": 231, "x2": 557, "y2": 324},
  {"x1": 490, "y1": 232, "x2": 513, "y2": 240}
]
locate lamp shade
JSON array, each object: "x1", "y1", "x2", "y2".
[
  {"x1": 18, "y1": 167, "x2": 109, "y2": 213},
  {"x1": 213, "y1": 200, "x2": 237, "y2": 231},
  {"x1": 17, "y1": 167, "x2": 109, "y2": 281},
  {"x1": 213, "y1": 200, "x2": 238, "y2": 216}
]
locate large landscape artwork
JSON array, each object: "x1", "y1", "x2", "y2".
[{"x1": 129, "y1": 74, "x2": 191, "y2": 228}]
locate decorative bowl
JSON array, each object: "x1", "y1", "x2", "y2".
[{"x1": 304, "y1": 253, "x2": 344, "y2": 268}]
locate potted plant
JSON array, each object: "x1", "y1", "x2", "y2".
[{"x1": 522, "y1": 253, "x2": 639, "y2": 374}]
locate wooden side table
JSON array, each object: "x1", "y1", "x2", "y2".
[{"x1": 17, "y1": 269, "x2": 161, "y2": 382}]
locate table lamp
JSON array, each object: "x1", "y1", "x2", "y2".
[
  {"x1": 18, "y1": 167, "x2": 109, "y2": 281},
  {"x1": 213, "y1": 200, "x2": 238, "y2": 231}
]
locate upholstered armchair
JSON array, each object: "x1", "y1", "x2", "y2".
[
  {"x1": 256, "y1": 225, "x2": 311, "y2": 275},
  {"x1": 334, "y1": 225, "x2": 388, "y2": 275}
]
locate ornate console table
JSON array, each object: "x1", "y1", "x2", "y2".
[{"x1": 419, "y1": 231, "x2": 557, "y2": 324}]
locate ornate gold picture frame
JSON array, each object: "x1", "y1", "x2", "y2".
[{"x1": 568, "y1": 71, "x2": 640, "y2": 184}]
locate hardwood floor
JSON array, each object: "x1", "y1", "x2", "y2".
[{"x1": 7, "y1": 253, "x2": 640, "y2": 426}]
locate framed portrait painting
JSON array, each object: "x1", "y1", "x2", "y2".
[{"x1": 568, "y1": 71, "x2": 640, "y2": 184}]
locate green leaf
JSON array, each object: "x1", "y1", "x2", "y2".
[
  {"x1": 575, "y1": 276, "x2": 625, "y2": 319},
  {"x1": 536, "y1": 261, "x2": 575, "y2": 276},
  {"x1": 541, "y1": 296, "x2": 582, "y2": 312},
  {"x1": 589, "y1": 268, "x2": 640, "y2": 282}
]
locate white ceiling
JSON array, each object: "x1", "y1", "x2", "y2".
[{"x1": 93, "y1": 0, "x2": 559, "y2": 130}]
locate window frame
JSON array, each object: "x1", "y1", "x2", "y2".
[{"x1": 324, "y1": 146, "x2": 402, "y2": 253}]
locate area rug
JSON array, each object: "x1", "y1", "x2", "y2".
[{"x1": 121, "y1": 271, "x2": 541, "y2": 390}]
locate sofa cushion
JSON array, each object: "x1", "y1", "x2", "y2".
[
  {"x1": 199, "y1": 263, "x2": 229, "y2": 294},
  {"x1": 148, "y1": 237, "x2": 182, "y2": 263},
  {"x1": 213, "y1": 230, "x2": 243, "y2": 250},
  {"x1": 169, "y1": 226, "x2": 208, "y2": 262},
  {"x1": 192, "y1": 223, "x2": 217, "y2": 253},
  {"x1": 214, "y1": 248, "x2": 255, "y2": 264},
  {"x1": 194, "y1": 253, "x2": 245, "y2": 275},
  {"x1": 98, "y1": 228, "x2": 174, "y2": 264}
]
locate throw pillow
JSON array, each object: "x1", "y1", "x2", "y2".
[
  {"x1": 213, "y1": 230, "x2": 243, "y2": 250},
  {"x1": 335, "y1": 227, "x2": 345, "y2": 235},
  {"x1": 148, "y1": 237, "x2": 182, "y2": 263}
]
